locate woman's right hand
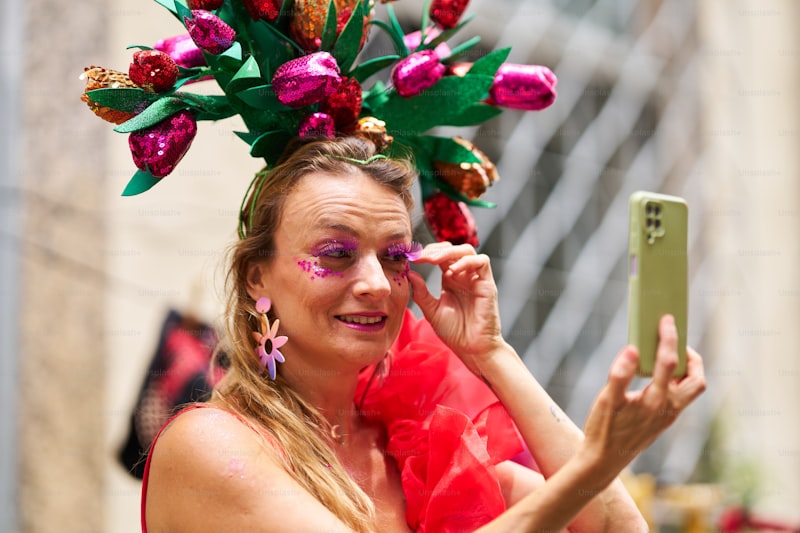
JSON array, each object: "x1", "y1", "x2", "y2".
[{"x1": 579, "y1": 314, "x2": 707, "y2": 482}]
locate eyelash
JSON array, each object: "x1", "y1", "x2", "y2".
[
  {"x1": 312, "y1": 240, "x2": 358, "y2": 259},
  {"x1": 385, "y1": 241, "x2": 422, "y2": 262},
  {"x1": 312, "y1": 240, "x2": 421, "y2": 263}
]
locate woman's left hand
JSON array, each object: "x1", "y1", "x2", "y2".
[{"x1": 408, "y1": 242, "x2": 507, "y2": 374}]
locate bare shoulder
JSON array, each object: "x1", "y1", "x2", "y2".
[
  {"x1": 145, "y1": 407, "x2": 349, "y2": 533},
  {"x1": 144, "y1": 407, "x2": 278, "y2": 531}
]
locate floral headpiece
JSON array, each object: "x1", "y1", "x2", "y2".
[{"x1": 80, "y1": 0, "x2": 557, "y2": 245}]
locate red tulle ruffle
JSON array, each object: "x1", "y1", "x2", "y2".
[{"x1": 356, "y1": 309, "x2": 525, "y2": 532}]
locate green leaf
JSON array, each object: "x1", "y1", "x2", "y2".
[
  {"x1": 320, "y1": 0, "x2": 338, "y2": 51},
  {"x1": 85, "y1": 88, "x2": 154, "y2": 113},
  {"x1": 431, "y1": 136, "x2": 481, "y2": 164},
  {"x1": 233, "y1": 55, "x2": 262, "y2": 81},
  {"x1": 424, "y1": 15, "x2": 475, "y2": 51},
  {"x1": 194, "y1": 106, "x2": 238, "y2": 122},
  {"x1": 279, "y1": 0, "x2": 294, "y2": 17},
  {"x1": 249, "y1": 130, "x2": 294, "y2": 164},
  {"x1": 172, "y1": 72, "x2": 206, "y2": 90},
  {"x1": 226, "y1": 56, "x2": 263, "y2": 95},
  {"x1": 248, "y1": 19, "x2": 296, "y2": 77},
  {"x1": 121, "y1": 169, "x2": 162, "y2": 196},
  {"x1": 236, "y1": 84, "x2": 293, "y2": 112},
  {"x1": 218, "y1": 41, "x2": 243, "y2": 70},
  {"x1": 114, "y1": 97, "x2": 189, "y2": 133},
  {"x1": 362, "y1": 80, "x2": 389, "y2": 111},
  {"x1": 259, "y1": 18, "x2": 305, "y2": 55},
  {"x1": 174, "y1": 0, "x2": 193, "y2": 27},
  {"x1": 465, "y1": 47, "x2": 510, "y2": 77},
  {"x1": 224, "y1": 57, "x2": 295, "y2": 131},
  {"x1": 176, "y1": 65, "x2": 208, "y2": 77},
  {"x1": 447, "y1": 103, "x2": 503, "y2": 126},
  {"x1": 441, "y1": 35, "x2": 481, "y2": 63},
  {"x1": 177, "y1": 92, "x2": 236, "y2": 118},
  {"x1": 373, "y1": 75, "x2": 496, "y2": 135},
  {"x1": 420, "y1": 0, "x2": 433, "y2": 36},
  {"x1": 154, "y1": 0, "x2": 178, "y2": 16},
  {"x1": 234, "y1": 130, "x2": 261, "y2": 145},
  {"x1": 438, "y1": 179, "x2": 497, "y2": 208},
  {"x1": 368, "y1": 20, "x2": 408, "y2": 57},
  {"x1": 350, "y1": 55, "x2": 400, "y2": 82},
  {"x1": 385, "y1": 4, "x2": 409, "y2": 56},
  {"x1": 332, "y1": 0, "x2": 364, "y2": 73}
]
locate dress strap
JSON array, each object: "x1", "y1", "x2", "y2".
[{"x1": 140, "y1": 404, "x2": 206, "y2": 532}]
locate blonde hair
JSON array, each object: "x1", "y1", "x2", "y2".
[{"x1": 211, "y1": 137, "x2": 416, "y2": 532}]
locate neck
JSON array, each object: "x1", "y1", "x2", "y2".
[{"x1": 282, "y1": 360, "x2": 363, "y2": 442}]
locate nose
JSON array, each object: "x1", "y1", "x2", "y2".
[{"x1": 352, "y1": 253, "x2": 392, "y2": 299}]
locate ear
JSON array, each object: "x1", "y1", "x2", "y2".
[{"x1": 245, "y1": 261, "x2": 270, "y2": 301}]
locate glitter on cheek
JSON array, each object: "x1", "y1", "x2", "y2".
[
  {"x1": 392, "y1": 263, "x2": 411, "y2": 286},
  {"x1": 226, "y1": 458, "x2": 246, "y2": 480},
  {"x1": 296, "y1": 259, "x2": 344, "y2": 280}
]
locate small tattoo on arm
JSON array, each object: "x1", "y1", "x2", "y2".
[{"x1": 550, "y1": 404, "x2": 565, "y2": 423}]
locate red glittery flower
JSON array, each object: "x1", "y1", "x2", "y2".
[
  {"x1": 424, "y1": 191, "x2": 479, "y2": 247},
  {"x1": 430, "y1": 0, "x2": 470, "y2": 29},
  {"x1": 187, "y1": 0, "x2": 224, "y2": 9},
  {"x1": 128, "y1": 110, "x2": 198, "y2": 178},
  {"x1": 129, "y1": 50, "x2": 179, "y2": 93},
  {"x1": 298, "y1": 112, "x2": 336, "y2": 138},
  {"x1": 271, "y1": 51, "x2": 342, "y2": 108},
  {"x1": 243, "y1": 0, "x2": 281, "y2": 21},
  {"x1": 185, "y1": 10, "x2": 236, "y2": 55},
  {"x1": 487, "y1": 63, "x2": 558, "y2": 111},
  {"x1": 319, "y1": 76, "x2": 362, "y2": 133},
  {"x1": 391, "y1": 50, "x2": 446, "y2": 98}
]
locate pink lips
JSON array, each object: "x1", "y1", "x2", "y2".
[{"x1": 336, "y1": 313, "x2": 388, "y2": 332}]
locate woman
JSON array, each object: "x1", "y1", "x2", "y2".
[{"x1": 141, "y1": 136, "x2": 706, "y2": 532}]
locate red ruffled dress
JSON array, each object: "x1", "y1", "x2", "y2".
[
  {"x1": 141, "y1": 309, "x2": 531, "y2": 532},
  {"x1": 356, "y1": 309, "x2": 530, "y2": 532}
]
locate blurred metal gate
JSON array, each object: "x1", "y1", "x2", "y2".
[{"x1": 393, "y1": 0, "x2": 711, "y2": 485}]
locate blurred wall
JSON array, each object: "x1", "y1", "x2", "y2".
[
  {"x1": 699, "y1": 0, "x2": 800, "y2": 522},
  {"x1": 13, "y1": 1, "x2": 109, "y2": 532}
]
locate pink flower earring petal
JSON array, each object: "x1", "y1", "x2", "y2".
[{"x1": 253, "y1": 297, "x2": 287, "y2": 379}]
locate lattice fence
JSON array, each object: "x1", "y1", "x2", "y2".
[{"x1": 390, "y1": 0, "x2": 713, "y2": 485}]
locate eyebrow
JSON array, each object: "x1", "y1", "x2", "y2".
[{"x1": 312, "y1": 221, "x2": 411, "y2": 241}]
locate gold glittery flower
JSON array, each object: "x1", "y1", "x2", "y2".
[
  {"x1": 80, "y1": 66, "x2": 139, "y2": 125},
  {"x1": 433, "y1": 137, "x2": 499, "y2": 199}
]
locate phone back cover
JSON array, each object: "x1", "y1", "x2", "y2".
[{"x1": 628, "y1": 191, "x2": 688, "y2": 376}]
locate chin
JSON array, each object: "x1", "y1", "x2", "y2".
[{"x1": 347, "y1": 344, "x2": 393, "y2": 369}]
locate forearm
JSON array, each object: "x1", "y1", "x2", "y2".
[
  {"x1": 476, "y1": 452, "x2": 612, "y2": 533},
  {"x1": 478, "y1": 343, "x2": 646, "y2": 532}
]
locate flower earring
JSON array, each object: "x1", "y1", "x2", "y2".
[{"x1": 252, "y1": 297, "x2": 288, "y2": 380}]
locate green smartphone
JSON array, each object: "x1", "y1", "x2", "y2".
[{"x1": 627, "y1": 191, "x2": 688, "y2": 377}]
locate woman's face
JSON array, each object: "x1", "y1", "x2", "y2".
[{"x1": 252, "y1": 170, "x2": 414, "y2": 372}]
